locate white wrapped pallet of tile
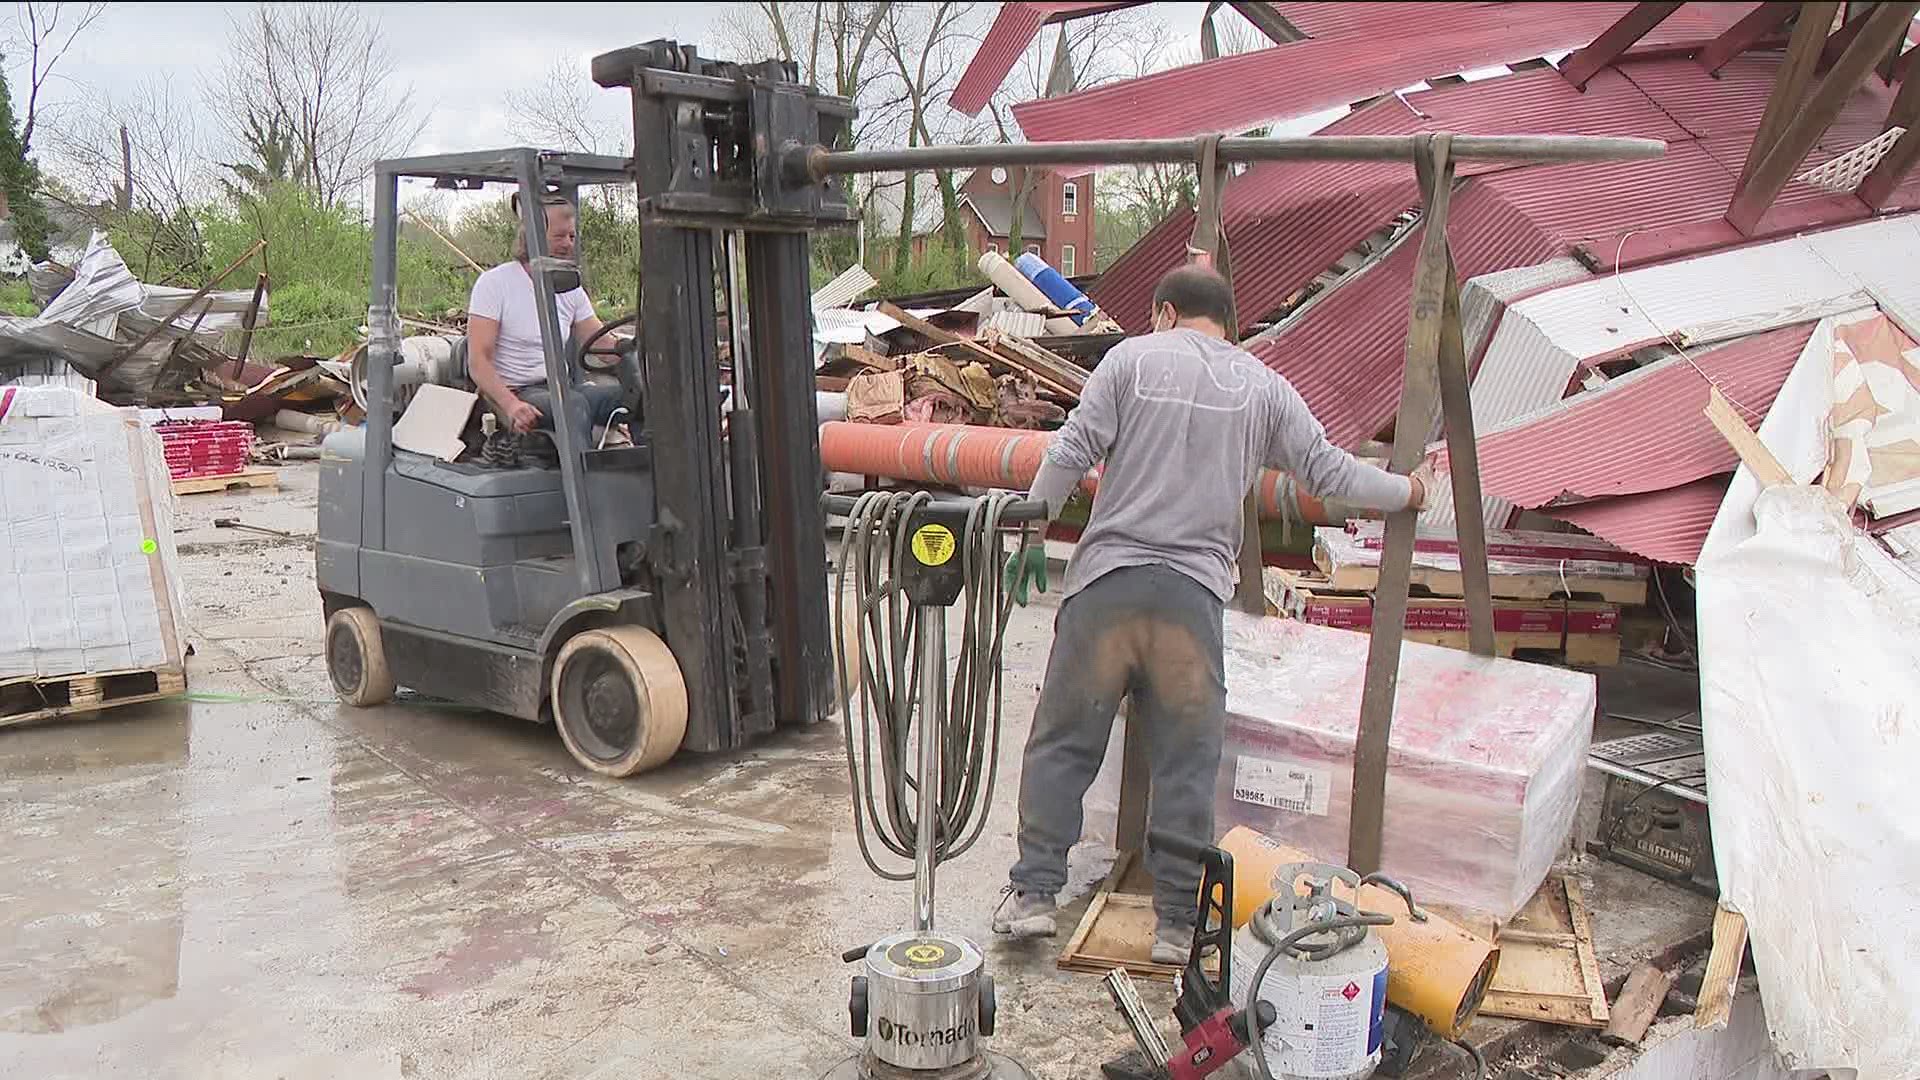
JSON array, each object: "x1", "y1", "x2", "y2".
[
  {"x1": 0, "y1": 385, "x2": 186, "y2": 681},
  {"x1": 1084, "y1": 612, "x2": 1594, "y2": 922}
]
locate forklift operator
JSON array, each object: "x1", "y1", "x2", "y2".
[
  {"x1": 466, "y1": 194, "x2": 625, "y2": 439},
  {"x1": 992, "y1": 264, "x2": 1434, "y2": 965}
]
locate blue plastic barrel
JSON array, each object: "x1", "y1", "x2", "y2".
[{"x1": 1014, "y1": 251, "x2": 1095, "y2": 325}]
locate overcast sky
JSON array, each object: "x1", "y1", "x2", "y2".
[{"x1": 4, "y1": 3, "x2": 725, "y2": 160}]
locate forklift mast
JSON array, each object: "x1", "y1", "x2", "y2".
[{"x1": 590, "y1": 41, "x2": 857, "y2": 751}]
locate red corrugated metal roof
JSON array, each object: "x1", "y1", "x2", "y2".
[
  {"x1": 1548, "y1": 476, "x2": 1730, "y2": 564},
  {"x1": 1248, "y1": 183, "x2": 1559, "y2": 449},
  {"x1": 1276, "y1": 2, "x2": 1506, "y2": 40},
  {"x1": 948, "y1": 2, "x2": 1143, "y2": 116},
  {"x1": 1010, "y1": 3, "x2": 1752, "y2": 143},
  {"x1": 1458, "y1": 322, "x2": 1816, "y2": 506}
]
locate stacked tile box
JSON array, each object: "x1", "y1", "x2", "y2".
[{"x1": 0, "y1": 386, "x2": 188, "y2": 681}]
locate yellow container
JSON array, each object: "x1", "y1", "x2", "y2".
[{"x1": 1217, "y1": 826, "x2": 1500, "y2": 1039}]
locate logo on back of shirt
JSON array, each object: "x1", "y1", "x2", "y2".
[{"x1": 1131, "y1": 346, "x2": 1255, "y2": 413}]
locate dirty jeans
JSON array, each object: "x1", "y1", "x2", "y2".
[
  {"x1": 1009, "y1": 563, "x2": 1227, "y2": 929},
  {"x1": 500, "y1": 381, "x2": 629, "y2": 436}
]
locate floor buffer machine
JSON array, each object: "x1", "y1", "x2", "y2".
[{"x1": 822, "y1": 490, "x2": 1047, "y2": 1080}]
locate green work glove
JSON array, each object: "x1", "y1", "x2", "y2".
[{"x1": 1004, "y1": 543, "x2": 1048, "y2": 606}]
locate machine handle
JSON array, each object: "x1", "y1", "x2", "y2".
[{"x1": 820, "y1": 492, "x2": 1049, "y2": 524}]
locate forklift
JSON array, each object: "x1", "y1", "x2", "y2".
[{"x1": 316, "y1": 43, "x2": 857, "y2": 775}]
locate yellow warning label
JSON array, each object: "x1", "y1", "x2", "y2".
[
  {"x1": 911, "y1": 524, "x2": 956, "y2": 566},
  {"x1": 904, "y1": 943, "x2": 946, "y2": 965}
]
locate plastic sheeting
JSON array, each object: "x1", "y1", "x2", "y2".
[
  {"x1": 1696, "y1": 487, "x2": 1920, "y2": 1079},
  {"x1": 1696, "y1": 309, "x2": 1920, "y2": 1079}
]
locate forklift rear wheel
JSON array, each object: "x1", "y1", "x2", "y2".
[
  {"x1": 551, "y1": 627, "x2": 688, "y2": 777},
  {"x1": 326, "y1": 607, "x2": 396, "y2": 707}
]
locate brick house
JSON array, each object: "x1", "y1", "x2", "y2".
[{"x1": 957, "y1": 166, "x2": 1094, "y2": 277}]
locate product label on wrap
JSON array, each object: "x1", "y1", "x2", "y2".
[{"x1": 1232, "y1": 755, "x2": 1330, "y2": 816}]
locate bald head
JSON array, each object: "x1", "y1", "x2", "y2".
[{"x1": 1150, "y1": 264, "x2": 1234, "y2": 337}]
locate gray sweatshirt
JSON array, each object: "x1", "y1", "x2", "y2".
[{"x1": 1031, "y1": 328, "x2": 1412, "y2": 603}]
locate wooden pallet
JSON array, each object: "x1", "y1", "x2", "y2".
[
  {"x1": 172, "y1": 467, "x2": 278, "y2": 496},
  {"x1": 1056, "y1": 850, "x2": 1213, "y2": 983},
  {"x1": 1269, "y1": 569, "x2": 1623, "y2": 666},
  {"x1": 1311, "y1": 555, "x2": 1648, "y2": 606},
  {"x1": 1482, "y1": 875, "x2": 1610, "y2": 1028},
  {"x1": 0, "y1": 666, "x2": 188, "y2": 729}
]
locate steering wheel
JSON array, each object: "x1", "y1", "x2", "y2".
[{"x1": 574, "y1": 311, "x2": 643, "y2": 419}]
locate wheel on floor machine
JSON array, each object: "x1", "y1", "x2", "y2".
[
  {"x1": 326, "y1": 606, "x2": 396, "y2": 707},
  {"x1": 550, "y1": 626, "x2": 688, "y2": 777}
]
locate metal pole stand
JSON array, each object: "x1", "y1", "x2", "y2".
[{"x1": 824, "y1": 493, "x2": 1041, "y2": 1080}]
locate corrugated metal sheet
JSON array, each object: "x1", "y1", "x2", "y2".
[
  {"x1": 1618, "y1": 53, "x2": 1897, "y2": 139},
  {"x1": 1087, "y1": 207, "x2": 1191, "y2": 333},
  {"x1": 1011, "y1": 3, "x2": 1750, "y2": 143},
  {"x1": 1248, "y1": 183, "x2": 1558, "y2": 448},
  {"x1": 1276, "y1": 2, "x2": 1505, "y2": 40},
  {"x1": 1506, "y1": 216, "x2": 1898, "y2": 361},
  {"x1": 948, "y1": 2, "x2": 1141, "y2": 116},
  {"x1": 1478, "y1": 139, "x2": 1742, "y2": 241},
  {"x1": 1459, "y1": 256, "x2": 1590, "y2": 372},
  {"x1": 1465, "y1": 322, "x2": 1817, "y2": 506},
  {"x1": 1549, "y1": 475, "x2": 1731, "y2": 564}
]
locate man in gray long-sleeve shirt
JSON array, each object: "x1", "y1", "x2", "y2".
[{"x1": 992, "y1": 265, "x2": 1429, "y2": 962}]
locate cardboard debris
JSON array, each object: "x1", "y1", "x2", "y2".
[
  {"x1": 391, "y1": 384, "x2": 476, "y2": 462},
  {"x1": 846, "y1": 370, "x2": 906, "y2": 425}
]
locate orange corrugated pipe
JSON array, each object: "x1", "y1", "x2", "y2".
[{"x1": 818, "y1": 422, "x2": 1376, "y2": 526}]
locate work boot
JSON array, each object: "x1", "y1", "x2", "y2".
[
  {"x1": 1151, "y1": 922, "x2": 1194, "y2": 967},
  {"x1": 480, "y1": 429, "x2": 522, "y2": 469},
  {"x1": 992, "y1": 886, "x2": 1057, "y2": 939}
]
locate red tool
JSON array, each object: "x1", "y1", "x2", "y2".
[{"x1": 1100, "y1": 834, "x2": 1275, "y2": 1080}]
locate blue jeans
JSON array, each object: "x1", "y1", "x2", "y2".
[{"x1": 509, "y1": 381, "x2": 629, "y2": 436}]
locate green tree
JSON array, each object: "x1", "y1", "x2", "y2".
[{"x1": 0, "y1": 64, "x2": 52, "y2": 262}]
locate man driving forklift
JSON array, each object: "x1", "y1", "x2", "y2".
[{"x1": 467, "y1": 193, "x2": 630, "y2": 451}]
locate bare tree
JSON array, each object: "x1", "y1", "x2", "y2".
[
  {"x1": 875, "y1": 1, "x2": 975, "y2": 265},
  {"x1": 983, "y1": 9, "x2": 1159, "y2": 257},
  {"x1": 208, "y1": 4, "x2": 423, "y2": 206},
  {"x1": 9, "y1": 1, "x2": 107, "y2": 156},
  {"x1": 506, "y1": 58, "x2": 629, "y2": 158},
  {"x1": 41, "y1": 77, "x2": 214, "y2": 278}
]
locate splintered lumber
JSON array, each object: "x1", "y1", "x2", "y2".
[
  {"x1": 1704, "y1": 387, "x2": 1792, "y2": 487},
  {"x1": 878, "y1": 302, "x2": 1004, "y2": 368},
  {"x1": 1694, "y1": 905, "x2": 1748, "y2": 1030},
  {"x1": 982, "y1": 326, "x2": 1090, "y2": 399},
  {"x1": 1603, "y1": 961, "x2": 1681, "y2": 1046}
]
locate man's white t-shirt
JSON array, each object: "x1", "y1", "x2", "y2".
[{"x1": 467, "y1": 261, "x2": 595, "y2": 387}]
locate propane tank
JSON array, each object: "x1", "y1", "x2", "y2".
[{"x1": 1228, "y1": 863, "x2": 1391, "y2": 1080}]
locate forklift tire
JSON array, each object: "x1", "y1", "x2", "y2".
[
  {"x1": 551, "y1": 626, "x2": 688, "y2": 777},
  {"x1": 327, "y1": 607, "x2": 396, "y2": 707}
]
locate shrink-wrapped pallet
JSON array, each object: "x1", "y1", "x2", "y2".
[
  {"x1": 1084, "y1": 612, "x2": 1594, "y2": 922},
  {"x1": 0, "y1": 385, "x2": 186, "y2": 680}
]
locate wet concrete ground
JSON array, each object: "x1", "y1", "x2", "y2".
[
  {"x1": 0, "y1": 463, "x2": 1135, "y2": 1079},
  {"x1": 0, "y1": 461, "x2": 1712, "y2": 1079}
]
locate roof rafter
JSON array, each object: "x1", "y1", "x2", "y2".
[
  {"x1": 1729, "y1": 0, "x2": 1920, "y2": 232},
  {"x1": 1696, "y1": 2, "x2": 1800, "y2": 75},
  {"x1": 1561, "y1": 2, "x2": 1685, "y2": 89},
  {"x1": 1736, "y1": 2, "x2": 1843, "y2": 189}
]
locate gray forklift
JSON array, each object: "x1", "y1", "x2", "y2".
[{"x1": 317, "y1": 47, "x2": 856, "y2": 775}]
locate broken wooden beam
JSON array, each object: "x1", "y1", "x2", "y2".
[
  {"x1": 1856, "y1": 52, "x2": 1920, "y2": 208},
  {"x1": 1602, "y1": 960, "x2": 1682, "y2": 1046},
  {"x1": 1704, "y1": 386, "x2": 1793, "y2": 486},
  {"x1": 1728, "y1": 1, "x2": 1918, "y2": 233},
  {"x1": 1735, "y1": 2, "x2": 1841, "y2": 188},
  {"x1": 1694, "y1": 905, "x2": 1749, "y2": 1030},
  {"x1": 1560, "y1": 2, "x2": 1684, "y2": 90},
  {"x1": 982, "y1": 326, "x2": 1089, "y2": 399},
  {"x1": 1696, "y1": 2, "x2": 1800, "y2": 76}
]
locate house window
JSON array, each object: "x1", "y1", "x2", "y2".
[
  {"x1": 1060, "y1": 244, "x2": 1075, "y2": 276},
  {"x1": 1025, "y1": 243, "x2": 1040, "y2": 256},
  {"x1": 1062, "y1": 181, "x2": 1079, "y2": 217},
  {"x1": 988, "y1": 242, "x2": 1000, "y2": 255}
]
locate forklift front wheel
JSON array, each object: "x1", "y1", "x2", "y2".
[
  {"x1": 326, "y1": 607, "x2": 396, "y2": 707},
  {"x1": 551, "y1": 627, "x2": 688, "y2": 777}
]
